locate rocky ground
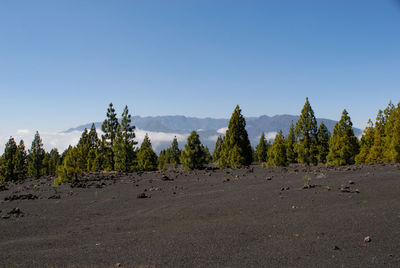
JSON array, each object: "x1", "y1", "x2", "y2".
[{"x1": 0, "y1": 164, "x2": 399, "y2": 267}]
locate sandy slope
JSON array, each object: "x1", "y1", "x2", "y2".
[{"x1": 0, "y1": 164, "x2": 399, "y2": 267}]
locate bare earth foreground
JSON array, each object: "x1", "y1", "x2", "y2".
[{"x1": 0, "y1": 164, "x2": 399, "y2": 267}]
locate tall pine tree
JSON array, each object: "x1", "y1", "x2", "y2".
[
  {"x1": 255, "y1": 132, "x2": 269, "y2": 162},
  {"x1": 28, "y1": 131, "x2": 46, "y2": 178},
  {"x1": 219, "y1": 105, "x2": 253, "y2": 167},
  {"x1": 166, "y1": 136, "x2": 181, "y2": 167},
  {"x1": 268, "y1": 130, "x2": 288, "y2": 167},
  {"x1": 286, "y1": 122, "x2": 297, "y2": 164},
  {"x1": 212, "y1": 136, "x2": 223, "y2": 163},
  {"x1": 181, "y1": 131, "x2": 208, "y2": 170},
  {"x1": 356, "y1": 119, "x2": 375, "y2": 164},
  {"x1": 113, "y1": 106, "x2": 137, "y2": 171},
  {"x1": 14, "y1": 140, "x2": 28, "y2": 180},
  {"x1": 316, "y1": 122, "x2": 330, "y2": 164},
  {"x1": 327, "y1": 110, "x2": 359, "y2": 166},
  {"x1": 101, "y1": 103, "x2": 119, "y2": 170},
  {"x1": 295, "y1": 98, "x2": 318, "y2": 165},
  {"x1": 0, "y1": 137, "x2": 18, "y2": 181},
  {"x1": 137, "y1": 134, "x2": 158, "y2": 171}
]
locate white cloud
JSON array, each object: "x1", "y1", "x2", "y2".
[
  {"x1": 0, "y1": 128, "x2": 192, "y2": 153},
  {"x1": 217, "y1": 127, "x2": 228, "y2": 134},
  {"x1": 16, "y1": 129, "x2": 30, "y2": 135},
  {"x1": 265, "y1": 131, "x2": 278, "y2": 141},
  {"x1": 135, "y1": 129, "x2": 188, "y2": 149},
  {"x1": 207, "y1": 135, "x2": 219, "y2": 142}
]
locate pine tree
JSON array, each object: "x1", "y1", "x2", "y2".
[
  {"x1": 28, "y1": 131, "x2": 46, "y2": 178},
  {"x1": 268, "y1": 130, "x2": 288, "y2": 167},
  {"x1": 0, "y1": 137, "x2": 18, "y2": 181},
  {"x1": 56, "y1": 147, "x2": 82, "y2": 183},
  {"x1": 327, "y1": 110, "x2": 359, "y2": 166},
  {"x1": 356, "y1": 119, "x2": 375, "y2": 164},
  {"x1": 367, "y1": 110, "x2": 385, "y2": 163},
  {"x1": 255, "y1": 132, "x2": 269, "y2": 162},
  {"x1": 113, "y1": 106, "x2": 137, "y2": 171},
  {"x1": 47, "y1": 148, "x2": 60, "y2": 176},
  {"x1": 386, "y1": 114, "x2": 400, "y2": 162},
  {"x1": 158, "y1": 149, "x2": 168, "y2": 170},
  {"x1": 219, "y1": 105, "x2": 253, "y2": 167},
  {"x1": 316, "y1": 122, "x2": 330, "y2": 164},
  {"x1": 286, "y1": 122, "x2": 297, "y2": 163},
  {"x1": 212, "y1": 136, "x2": 223, "y2": 162},
  {"x1": 86, "y1": 123, "x2": 100, "y2": 171},
  {"x1": 204, "y1": 146, "x2": 212, "y2": 164},
  {"x1": 167, "y1": 136, "x2": 181, "y2": 167},
  {"x1": 76, "y1": 128, "x2": 90, "y2": 171},
  {"x1": 181, "y1": 131, "x2": 208, "y2": 170},
  {"x1": 295, "y1": 98, "x2": 318, "y2": 165},
  {"x1": 383, "y1": 102, "x2": 399, "y2": 162},
  {"x1": 14, "y1": 140, "x2": 28, "y2": 180},
  {"x1": 101, "y1": 103, "x2": 119, "y2": 170},
  {"x1": 137, "y1": 134, "x2": 158, "y2": 171}
]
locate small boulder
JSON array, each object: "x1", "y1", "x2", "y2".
[{"x1": 364, "y1": 236, "x2": 372, "y2": 243}]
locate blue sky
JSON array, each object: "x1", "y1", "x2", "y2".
[{"x1": 1, "y1": 0, "x2": 400, "y2": 137}]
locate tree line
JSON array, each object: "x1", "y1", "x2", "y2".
[{"x1": 1, "y1": 99, "x2": 399, "y2": 183}]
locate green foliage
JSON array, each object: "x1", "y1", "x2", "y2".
[
  {"x1": 255, "y1": 132, "x2": 269, "y2": 162},
  {"x1": 14, "y1": 140, "x2": 28, "y2": 180},
  {"x1": 0, "y1": 137, "x2": 21, "y2": 181},
  {"x1": 356, "y1": 102, "x2": 400, "y2": 164},
  {"x1": 137, "y1": 134, "x2": 158, "y2": 171},
  {"x1": 219, "y1": 105, "x2": 253, "y2": 167},
  {"x1": 316, "y1": 122, "x2": 330, "y2": 164},
  {"x1": 47, "y1": 148, "x2": 60, "y2": 176},
  {"x1": 181, "y1": 131, "x2": 208, "y2": 170},
  {"x1": 327, "y1": 110, "x2": 359, "y2": 166},
  {"x1": 366, "y1": 110, "x2": 386, "y2": 163},
  {"x1": 28, "y1": 131, "x2": 46, "y2": 178},
  {"x1": 101, "y1": 103, "x2": 119, "y2": 170},
  {"x1": 203, "y1": 146, "x2": 212, "y2": 164},
  {"x1": 56, "y1": 147, "x2": 82, "y2": 183},
  {"x1": 295, "y1": 98, "x2": 318, "y2": 165},
  {"x1": 356, "y1": 119, "x2": 375, "y2": 164},
  {"x1": 167, "y1": 137, "x2": 181, "y2": 167},
  {"x1": 268, "y1": 130, "x2": 288, "y2": 167},
  {"x1": 158, "y1": 149, "x2": 168, "y2": 170},
  {"x1": 113, "y1": 106, "x2": 137, "y2": 171},
  {"x1": 76, "y1": 128, "x2": 90, "y2": 171},
  {"x1": 212, "y1": 136, "x2": 223, "y2": 162},
  {"x1": 286, "y1": 122, "x2": 297, "y2": 163}
]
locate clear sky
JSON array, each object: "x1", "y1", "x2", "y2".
[{"x1": 1, "y1": 0, "x2": 400, "y2": 136}]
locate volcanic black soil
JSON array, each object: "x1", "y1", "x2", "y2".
[{"x1": 0, "y1": 164, "x2": 399, "y2": 267}]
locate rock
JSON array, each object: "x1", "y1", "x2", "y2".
[
  {"x1": 364, "y1": 236, "x2": 371, "y2": 243},
  {"x1": 266, "y1": 176, "x2": 272, "y2": 181},
  {"x1": 137, "y1": 193, "x2": 149, "y2": 199},
  {"x1": 325, "y1": 186, "x2": 331, "y2": 191},
  {"x1": 161, "y1": 175, "x2": 173, "y2": 181},
  {"x1": 348, "y1": 180, "x2": 355, "y2": 185},
  {"x1": 4, "y1": 194, "x2": 38, "y2": 201},
  {"x1": 333, "y1": 245, "x2": 340, "y2": 250},
  {"x1": 8, "y1": 207, "x2": 24, "y2": 217},
  {"x1": 115, "y1": 263, "x2": 121, "y2": 267}
]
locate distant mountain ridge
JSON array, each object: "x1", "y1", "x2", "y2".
[{"x1": 65, "y1": 115, "x2": 362, "y2": 153}]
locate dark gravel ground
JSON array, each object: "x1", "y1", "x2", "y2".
[{"x1": 0, "y1": 164, "x2": 399, "y2": 267}]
